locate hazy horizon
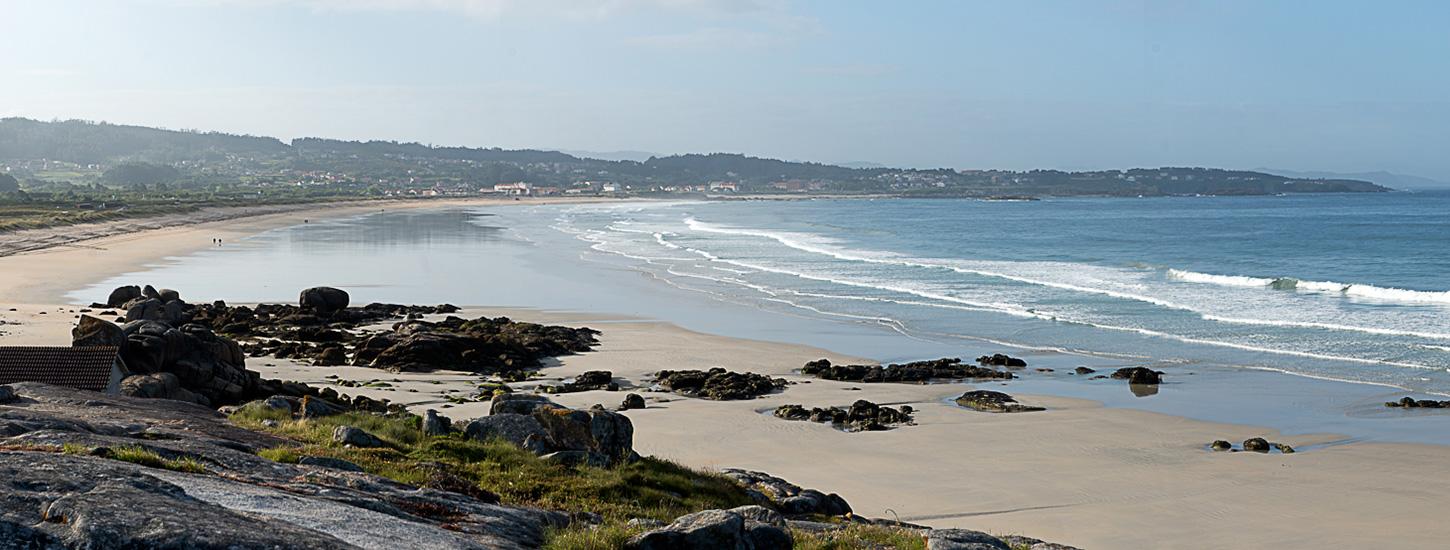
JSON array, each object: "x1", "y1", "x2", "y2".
[{"x1": 4, "y1": 1, "x2": 1449, "y2": 180}]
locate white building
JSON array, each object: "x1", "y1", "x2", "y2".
[{"x1": 493, "y1": 182, "x2": 533, "y2": 196}]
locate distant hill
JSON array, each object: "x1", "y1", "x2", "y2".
[
  {"x1": 561, "y1": 150, "x2": 659, "y2": 163},
  {"x1": 0, "y1": 118, "x2": 1391, "y2": 197},
  {"x1": 1261, "y1": 169, "x2": 1446, "y2": 190}
]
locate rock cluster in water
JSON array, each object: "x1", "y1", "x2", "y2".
[
  {"x1": 1210, "y1": 438, "x2": 1295, "y2": 454},
  {"x1": 772, "y1": 399, "x2": 914, "y2": 431},
  {"x1": 954, "y1": 390, "x2": 1046, "y2": 413},
  {"x1": 976, "y1": 353, "x2": 1028, "y2": 368},
  {"x1": 800, "y1": 358, "x2": 1013, "y2": 383},
  {"x1": 1385, "y1": 397, "x2": 1450, "y2": 408},
  {"x1": 652, "y1": 368, "x2": 787, "y2": 400},
  {"x1": 1110, "y1": 366, "x2": 1163, "y2": 385}
]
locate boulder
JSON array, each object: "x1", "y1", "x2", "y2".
[
  {"x1": 491, "y1": 393, "x2": 559, "y2": 416},
  {"x1": 106, "y1": 285, "x2": 143, "y2": 308},
  {"x1": 1111, "y1": 366, "x2": 1163, "y2": 385},
  {"x1": 261, "y1": 395, "x2": 296, "y2": 413},
  {"x1": 71, "y1": 315, "x2": 126, "y2": 348},
  {"x1": 721, "y1": 469, "x2": 852, "y2": 517},
  {"x1": 629, "y1": 509, "x2": 791, "y2": 550},
  {"x1": 299, "y1": 286, "x2": 351, "y2": 315},
  {"x1": 621, "y1": 393, "x2": 646, "y2": 410},
  {"x1": 423, "y1": 409, "x2": 451, "y2": 436},
  {"x1": 1242, "y1": 437, "x2": 1271, "y2": 453},
  {"x1": 333, "y1": 425, "x2": 386, "y2": 448},
  {"x1": 1211, "y1": 440, "x2": 1232, "y2": 451},
  {"x1": 0, "y1": 385, "x2": 15, "y2": 404},
  {"x1": 927, "y1": 529, "x2": 1010, "y2": 550},
  {"x1": 1073, "y1": 366, "x2": 1096, "y2": 375},
  {"x1": 314, "y1": 346, "x2": 348, "y2": 366},
  {"x1": 158, "y1": 288, "x2": 181, "y2": 303},
  {"x1": 465, "y1": 413, "x2": 549, "y2": 447}
]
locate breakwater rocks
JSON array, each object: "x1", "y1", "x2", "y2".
[
  {"x1": 773, "y1": 400, "x2": 914, "y2": 431},
  {"x1": 0, "y1": 383, "x2": 563, "y2": 549},
  {"x1": 653, "y1": 368, "x2": 787, "y2": 400},
  {"x1": 800, "y1": 358, "x2": 1014, "y2": 383},
  {"x1": 954, "y1": 390, "x2": 1045, "y2": 413}
]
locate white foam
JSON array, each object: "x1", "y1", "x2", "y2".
[{"x1": 1167, "y1": 269, "x2": 1275, "y2": 287}]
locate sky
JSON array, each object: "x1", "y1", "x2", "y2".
[{"x1": 2, "y1": 0, "x2": 1448, "y2": 179}]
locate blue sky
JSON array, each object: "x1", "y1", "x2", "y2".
[{"x1": 3, "y1": 0, "x2": 1448, "y2": 179}]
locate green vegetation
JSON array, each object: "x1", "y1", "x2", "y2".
[
  {"x1": 231, "y1": 403, "x2": 754, "y2": 526},
  {"x1": 100, "y1": 445, "x2": 209, "y2": 473},
  {"x1": 543, "y1": 523, "x2": 648, "y2": 550},
  {"x1": 790, "y1": 524, "x2": 928, "y2": 550}
]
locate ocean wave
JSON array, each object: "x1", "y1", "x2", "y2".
[
  {"x1": 1168, "y1": 269, "x2": 1450, "y2": 305},
  {"x1": 684, "y1": 218, "x2": 1450, "y2": 340}
]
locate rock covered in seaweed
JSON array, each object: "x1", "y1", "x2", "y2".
[
  {"x1": 653, "y1": 368, "x2": 786, "y2": 400},
  {"x1": 773, "y1": 400, "x2": 914, "y2": 431},
  {"x1": 953, "y1": 390, "x2": 1045, "y2": 413},
  {"x1": 1110, "y1": 366, "x2": 1163, "y2": 385},
  {"x1": 800, "y1": 358, "x2": 1013, "y2": 383}
]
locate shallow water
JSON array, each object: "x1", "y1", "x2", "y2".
[{"x1": 72, "y1": 193, "x2": 1450, "y2": 443}]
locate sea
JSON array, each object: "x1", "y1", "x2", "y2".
[{"x1": 73, "y1": 191, "x2": 1450, "y2": 440}]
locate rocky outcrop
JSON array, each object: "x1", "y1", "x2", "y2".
[
  {"x1": 801, "y1": 358, "x2": 1013, "y2": 384},
  {"x1": 347, "y1": 317, "x2": 598, "y2": 374},
  {"x1": 976, "y1": 353, "x2": 1027, "y2": 368},
  {"x1": 0, "y1": 382, "x2": 565, "y2": 549},
  {"x1": 465, "y1": 394, "x2": 636, "y2": 466},
  {"x1": 721, "y1": 469, "x2": 852, "y2": 517},
  {"x1": 953, "y1": 390, "x2": 1045, "y2": 413},
  {"x1": 927, "y1": 528, "x2": 1010, "y2": 550},
  {"x1": 773, "y1": 400, "x2": 914, "y2": 431},
  {"x1": 540, "y1": 370, "x2": 618, "y2": 393},
  {"x1": 70, "y1": 312, "x2": 258, "y2": 407},
  {"x1": 300, "y1": 286, "x2": 351, "y2": 315},
  {"x1": 628, "y1": 507, "x2": 791, "y2": 550},
  {"x1": 1386, "y1": 396, "x2": 1450, "y2": 408},
  {"x1": 1110, "y1": 366, "x2": 1163, "y2": 385},
  {"x1": 653, "y1": 368, "x2": 786, "y2": 400}
]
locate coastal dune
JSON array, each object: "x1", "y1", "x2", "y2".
[{"x1": 4, "y1": 201, "x2": 1450, "y2": 549}]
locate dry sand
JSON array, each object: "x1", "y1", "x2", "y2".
[{"x1": 3, "y1": 200, "x2": 1450, "y2": 549}]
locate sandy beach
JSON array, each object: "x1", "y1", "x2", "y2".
[{"x1": 4, "y1": 201, "x2": 1450, "y2": 549}]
